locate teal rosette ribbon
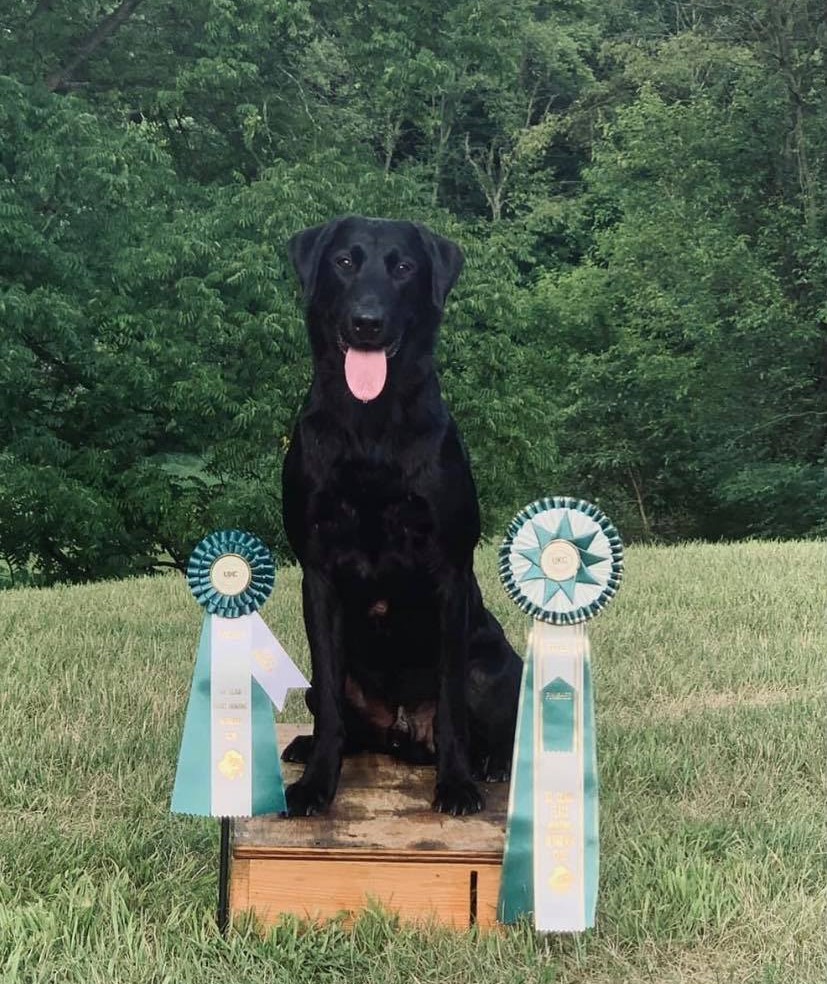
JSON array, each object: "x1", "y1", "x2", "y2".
[
  {"x1": 186, "y1": 529, "x2": 275, "y2": 618},
  {"x1": 497, "y1": 498, "x2": 623, "y2": 933},
  {"x1": 499, "y1": 496, "x2": 623, "y2": 625},
  {"x1": 172, "y1": 530, "x2": 308, "y2": 819}
]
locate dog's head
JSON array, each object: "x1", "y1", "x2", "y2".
[{"x1": 288, "y1": 216, "x2": 463, "y2": 401}]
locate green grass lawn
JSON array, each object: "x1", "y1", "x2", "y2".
[{"x1": 0, "y1": 541, "x2": 823, "y2": 983}]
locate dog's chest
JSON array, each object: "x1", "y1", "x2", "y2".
[{"x1": 309, "y1": 457, "x2": 435, "y2": 572}]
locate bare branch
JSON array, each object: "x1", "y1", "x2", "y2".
[{"x1": 45, "y1": 0, "x2": 146, "y2": 93}]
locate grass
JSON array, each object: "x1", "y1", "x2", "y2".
[{"x1": 0, "y1": 540, "x2": 823, "y2": 983}]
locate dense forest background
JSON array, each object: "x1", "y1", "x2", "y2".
[{"x1": 0, "y1": 0, "x2": 824, "y2": 585}]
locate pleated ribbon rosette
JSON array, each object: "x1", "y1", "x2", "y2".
[
  {"x1": 498, "y1": 498, "x2": 623, "y2": 932},
  {"x1": 171, "y1": 530, "x2": 309, "y2": 818}
]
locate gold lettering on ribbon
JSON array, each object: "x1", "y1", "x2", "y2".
[
  {"x1": 545, "y1": 791, "x2": 573, "y2": 805},
  {"x1": 542, "y1": 786, "x2": 578, "y2": 896},
  {"x1": 541, "y1": 642, "x2": 578, "y2": 655}
]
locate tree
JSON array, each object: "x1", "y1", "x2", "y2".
[
  {"x1": 530, "y1": 70, "x2": 824, "y2": 539},
  {"x1": 2, "y1": 0, "x2": 824, "y2": 585}
]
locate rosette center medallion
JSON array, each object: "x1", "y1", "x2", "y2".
[
  {"x1": 209, "y1": 554, "x2": 252, "y2": 595},
  {"x1": 540, "y1": 540, "x2": 580, "y2": 581}
]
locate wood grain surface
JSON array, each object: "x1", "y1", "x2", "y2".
[{"x1": 233, "y1": 725, "x2": 510, "y2": 855}]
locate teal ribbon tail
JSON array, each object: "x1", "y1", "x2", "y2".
[
  {"x1": 583, "y1": 653, "x2": 599, "y2": 927},
  {"x1": 251, "y1": 678, "x2": 287, "y2": 815},
  {"x1": 498, "y1": 650, "x2": 534, "y2": 923},
  {"x1": 171, "y1": 617, "x2": 213, "y2": 815}
]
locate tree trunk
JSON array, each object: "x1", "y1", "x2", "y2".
[
  {"x1": 431, "y1": 95, "x2": 453, "y2": 206},
  {"x1": 464, "y1": 134, "x2": 511, "y2": 223},
  {"x1": 628, "y1": 467, "x2": 653, "y2": 540},
  {"x1": 382, "y1": 116, "x2": 402, "y2": 176},
  {"x1": 29, "y1": 0, "x2": 56, "y2": 19}
]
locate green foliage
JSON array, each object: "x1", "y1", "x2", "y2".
[
  {"x1": 0, "y1": 0, "x2": 824, "y2": 583},
  {"x1": 527, "y1": 52, "x2": 825, "y2": 540}
]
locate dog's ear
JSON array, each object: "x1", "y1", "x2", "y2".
[
  {"x1": 288, "y1": 218, "x2": 342, "y2": 301},
  {"x1": 415, "y1": 224, "x2": 464, "y2": 311}
]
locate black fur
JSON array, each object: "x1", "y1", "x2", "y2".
[{"x1": 281, "y1": 216, "x2": 521, "y2": 816}]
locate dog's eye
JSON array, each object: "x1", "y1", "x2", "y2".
[
  {"x1": 394, "y1": 261, "x2": 414, "y2": 276},
  {"x1": 335, "y1": 255, "x2": 354, "y2": 271}
]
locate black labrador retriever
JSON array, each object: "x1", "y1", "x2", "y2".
[{"x1": 281, "y1": 216, "x2": 522, "y2": 816}]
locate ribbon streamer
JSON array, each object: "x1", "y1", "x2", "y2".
[{"x1": 497, "y1": 498, "x2": 622, "y2": 932}]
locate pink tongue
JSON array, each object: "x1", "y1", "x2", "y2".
[{"x1": 344, "y1": 348, "x2": 387, "y2": 402}]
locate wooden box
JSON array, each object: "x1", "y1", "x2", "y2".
[{"x1": 231, "y1": 725, "x2": 508, "y2": 929}]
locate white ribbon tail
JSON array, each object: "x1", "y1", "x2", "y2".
[
  {"x1": 532, "y1": 620, "x2": 589, "y2": 932},
  {"x1": 210, "y1": 614, "x2": 253, "y2": 817},
  {"x1": 248, "y1": 611, "x2": 309, "y2": 711}
]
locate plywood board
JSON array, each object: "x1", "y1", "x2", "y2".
[
  {"x1": 234, "y1": 725, "x2": 509, "y2": 856},
  {"x1": 241, "y1": 857, "x2": 502, "y2": 929}
]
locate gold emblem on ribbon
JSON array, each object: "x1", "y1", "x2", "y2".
[
  {"x1": 548, "y1": 865, "x2": 574, "y2": 894},
  {"x1": 253, "y1": 647, "x2": 276, "y2": 672},
  {"x1": 217, "y1": 749, "x2": 245, "y2": 780}
]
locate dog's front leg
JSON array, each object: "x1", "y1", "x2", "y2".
[
  {"x1": 432, "y1": 567, "x2": 484, "y2": 816},
  {"x1": 285, "y1": 567, "x2": 345, "y2": 816}
]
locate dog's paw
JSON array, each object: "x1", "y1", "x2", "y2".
[
  {"x1": 432, "y1": 778, "x2": 484, "y2": 816},
  {"x1": 471, "y1": 754, "x2": 512, "y2": 784},
  {"x1": 284, "y1": 779, "x2": 332, "y2": 817},
  {"x1": 281, "y1": 735, "x2": 315, "y2": 764}
]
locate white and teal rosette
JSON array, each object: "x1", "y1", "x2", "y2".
[
  {"x1": 171, "y1": 530, "x2": 308, "y2": 818},
  {"x1": 498, "y1": 498, "x2": 623, "y2": 933},
  {"x1": 499, "y1": 497, "x2": 622, "y2": 625}
]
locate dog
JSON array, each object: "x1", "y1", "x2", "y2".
[{"x1": 280, "y1": 216, "x2": 522, "y2": 816}]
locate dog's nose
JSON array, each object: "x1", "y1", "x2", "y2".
[{"x1": 351, "y1": 312, "x2": 384, "y2": 341}]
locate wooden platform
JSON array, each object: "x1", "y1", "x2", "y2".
[{"x1": 231, "y1": 725, "x2": 508, "y2": 929}]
